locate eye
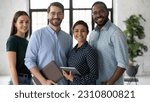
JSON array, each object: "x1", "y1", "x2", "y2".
[
  {"x1": 25, "y1": 21, "x2": 29, "y2": 24},
  {"x1": 74, "y1": 30, "x2": 78, "y2": 33},
  {"x1": 81, "y1": 30, "x2": 86, "y2": 32},
  {"x1": 50, "y1": 12, "x2": 55, "y2": 16},
  {"x1": 92, "y1": 12, "x2": 98, "y2": 16},
  {"x1": 50, "y1": 12, "x2": 63, "y2": 16},
  {"x1": 19, "y1": 21, "x2": 24, "y2": 24}
]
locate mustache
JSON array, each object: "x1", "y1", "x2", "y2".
[
  {"x1": 95, "y1": 16, "x2": 103, "y2": 20},
  {"x1": 52, "y1": 18, "x2": 61, "y2": 20}
]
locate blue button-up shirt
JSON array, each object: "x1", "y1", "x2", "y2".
[
  {"x1": 25, "y1": 25, "x2": 72, "y2": 70},
  {"x1": 89, "y1": 20, "x2": 128, "y2": 85}
]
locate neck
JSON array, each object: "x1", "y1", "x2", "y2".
[
  {"x1": 15, "y1": 33, "x2": 25, "y2": 38},
  {"x1": 98, "y1": 18, "x2": 108, "y2": 29},
  {"x1": 77, "y1": 41, "x2": 86, "y2": 48},
  {"x1": 49, "y1": 23, "x2": 60, "y2": 32}
]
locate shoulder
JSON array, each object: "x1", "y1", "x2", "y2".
[
  {"x1": 30, "y1": 27, "x2": 47, "y2": 40},
  {"x1": 60, "y1": 30, "x2": 71, "y2": 38},
  {"x1": 108, "y1": 22, "x2": 124, "y2": 36},
  {"x1": 32, "y1": 27, "x2": 47, "y2": 36},
  {"x1": 85, "y1": 43, "x2": 97, "y2": 55},
  {"x1": 6, "y1": 36, "x2": 18, "y2": 51},
  {"x1": 59, "y1": 30, "x2": 72, "y2": 43},
  {"x1": 6, "y1": 36, "x2": 18, "y2": 44}
]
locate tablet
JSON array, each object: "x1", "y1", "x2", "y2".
[{"x1": 60, "y1": 67, "x2": 81, "y2": 75}]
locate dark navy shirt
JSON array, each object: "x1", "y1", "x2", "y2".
[
  {"x1": 67, "y1": 41, "x2": 98, "y2": 85},
  {"x1": 6, "y1": 35, "x2": 31, "y2": 75}
]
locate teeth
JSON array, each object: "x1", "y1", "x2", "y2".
[
  {"x1": 77, "y1": 36, "x2": 83, "y2": 39},
  {"x1": 97, "y1": 18, "x2": 103, "y2": 22}
]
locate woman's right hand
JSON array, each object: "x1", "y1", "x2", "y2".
[{"x1": 62, "y1": 70, "x2": 74, "y2": 82}]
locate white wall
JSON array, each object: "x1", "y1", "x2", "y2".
[
  {"x1": 0, "y1": 0, "x2": 29, "y2": 75},
  {"x1": 114, "y1": 0, "x2": 150, "y2": 75},
  {"x1": 0, "y1": 0, "x2": 150, "y2": 76}
]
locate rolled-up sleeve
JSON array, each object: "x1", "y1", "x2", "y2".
[
  {"x1": 25, "y1": 31, "x2": 39, "y2": 70},
  {"x1": 111, "y1": 29, "x2": 129, "y2": 69}
]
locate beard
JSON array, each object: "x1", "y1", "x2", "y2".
[
  {"x1": 49, "y1": 18, "x2": 62, "y2": 27},
  {"x1": 95, "y1": 17, "x2": 108, "y2": 27}
]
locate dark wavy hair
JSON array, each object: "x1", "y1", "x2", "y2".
[
  {"x1": 72, "y1": 20, "x2": 89, "y2": 33},
  {"x1": 10, "y1": 11, "x2": 29, "y2": 38}
]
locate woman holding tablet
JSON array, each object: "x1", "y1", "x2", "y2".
[{"x1": 62, "y1": 20, "x2": 98, "y2": 85}]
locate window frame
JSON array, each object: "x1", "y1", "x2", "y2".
[{"x1": 29, "y1": 0, "x2": 113, "y2": 36}]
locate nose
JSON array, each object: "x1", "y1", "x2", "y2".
[
  {"x1": 94, "y1": 13, "x2": 101, "y2": 17},
  {"x1": 53, "y1": 14, "x2": 59, "y2": 18},
  {"x1": 77, "y1": 31, "x2": 82, "y2": 36}
]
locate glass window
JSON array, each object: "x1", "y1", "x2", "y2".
[
  {"x1": 29, "y1": 0, "x2": 113, "y2": 45},
  {"x1": 32, "y1": 12, "x2": 47, "y2": 32},
  {"x1": 73, "y1": 0, "x2": 112, "y2": 8},
  {"x1": 30, "y1": 0, "x2": 69, "y2": 9},
  {"x1": 61, "y1": 10, "x2": 70, "y2": 34}
]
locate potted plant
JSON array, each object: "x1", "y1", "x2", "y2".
[{"x1": 123, "y1": 14, "x2": 148, "y2": 66}]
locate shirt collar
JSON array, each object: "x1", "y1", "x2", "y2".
[
  {"x1": 46, "y1": 25, "x2": 61, "y2": 35},
  {"x1": 74, "y1": 41, "x2": 88, "y2": 52}
]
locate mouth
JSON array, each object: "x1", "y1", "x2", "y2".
[
  {"x1": 97, "y1": 17, "x2": 103, "y2": 22},
  {"x1": 76, "y1": 35, "x2": 83, "y2": 39},
  {"x1": 22, "y1": 27, "x2": 28, "y2": 31},
  {"x1": 53, "y1": 18, "x2": 60, "y2": 21}
]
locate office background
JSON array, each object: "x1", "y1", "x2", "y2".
[{"x1": 0, "y1": 0, "x2": 150, "y2": 78}]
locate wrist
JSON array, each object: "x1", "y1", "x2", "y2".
[{"x1": 69, "y1": 76, "x2": 74, "y2": 82}]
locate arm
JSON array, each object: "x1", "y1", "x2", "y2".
[
  {"x1": 103, "y1": 67, "x2": 125, "y2": 85},
  {"x1": 103, "y1": 29, "x2": 128, "y2": 85},
  {"x1": 25, "y1": 31, "x2": 56, "y2": 85},
  {"x1": 79, "y1": 49, "x2": 98, "y2": 84},
  {"x1": 64, "y1": 49, "x2": 98, "y2": 85},
  {"x1": 7, "y1": 52, "x2": 18, "y2": 85}
]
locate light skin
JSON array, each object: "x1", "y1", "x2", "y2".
[
  {"x1": 30, "y1": 6, "x2": 64, "y2": 85},
  {"x1": 63, "y1": 24, "x2": 88, "y2": 81},
  {"x1": 92, "y1": 3, "x2": 125, "y2": 85},
  {"x1": 48, "y1": 6, "x2": 64, "y2": 32},
  {"x1": 7, "y1": 15, "x2": 30, "y2": 85}
]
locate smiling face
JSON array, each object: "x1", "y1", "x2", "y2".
[
  {"x1": 92, "y1": 3, "x2": 109, "y2": 28},
  {"x1": 48, "y1": 6, "x2": 64, "y2": 28},
  {"x1": 73, "y1": 24, "x2": 88, "y2": 46},
  {"x1": 15, "y1": 15, "x2": 30, "y2": 35}
]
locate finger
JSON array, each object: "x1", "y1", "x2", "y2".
[
  {"x1": 51, "y1": 80, "x2": 56, "y2": 85},
  {"x1": 62, "y1": 70, "x2": 66, "y2": 74}
]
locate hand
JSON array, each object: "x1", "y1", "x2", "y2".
[
  {"x1": 62, "y1": 70, "x2": 73, "y2": 81},
  {"x1": 101, "y1": 80, "x2": 107, "y2": 85},
  {"x1": 101, "y1": 80, "x2": 113, "y2": 85},
  {"x1": 43, "y1": 79, "x2": 57, "y2": 85}
]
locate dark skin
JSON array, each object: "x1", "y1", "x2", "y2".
[
  {"x1": 101, "y1": 67, "x2": 125, "y2": 85},
  {"x1": 92, "y1": 3, "x2": 126, "y2": 85}
]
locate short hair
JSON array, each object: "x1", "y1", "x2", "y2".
[
  {"x1": 92, "y1": 1, "x2": 108, "y2": 11},
  {"x1": 47, "y1": 2, "x2": 64, "y2": 13},
  {"x1": 10, "y1": 11, "x2": 29, "y2": 38},
  {"x1": 72, "y1": 20, "x2": 89, "y2": 33}
]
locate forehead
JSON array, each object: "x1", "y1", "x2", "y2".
[
  {"x1": 74, "y1": 24, "x2": 87, "y2": 30},
  {"x1": 49, "y1": 6, "x2": 63, "y2": 12},
  {"x1": 92, "y1": 4, "x2": 107, "y2": 11},
  {"x1": 17, "y1": 15, "x2": 29, "y2": 21}
]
